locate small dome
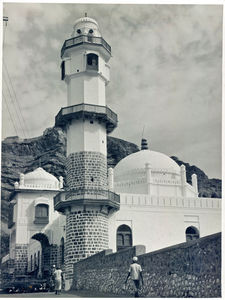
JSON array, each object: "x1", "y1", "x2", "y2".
[
  {"x1": 21, "y1": 167, "x2": 60, "y2": 190},
  {"x1": 73, "y1": 17, "x2": 98, "y2": 28},
  {"x1": 114, "y1": 150, "x2": 180, "y2": 175},
  {"x1": 71, "y1": 16, "x2": 101, "y2": 38}
]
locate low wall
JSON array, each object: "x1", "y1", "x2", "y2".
[{"x1": 72, "y1": 232, "x2": 221, "y2": 297}]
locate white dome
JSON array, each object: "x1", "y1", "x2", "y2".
[
  {"x1": 71, "y1": 16, "x2": 101, "y2": 38},
  {"x1": 113, "y1": 150, "x2": 184, "y2": 196},
  {"x1": 73, "y1": 17, "x2": 98, "y2": 28},
  {"x1": 114, "y1": 150, "x2": 180, "y2": 175},
  {"x1": 20, "y1": 167, "x2": 60, "y2": 190}
]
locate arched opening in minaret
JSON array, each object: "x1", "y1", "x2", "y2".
[
  {"x1": 87, "y1": 53, "x2": 98, "y2": 71},
  {"x1": 28, "y1": 233, "x2": 51, "y2": 279},
  {"x1": 61, "y1": 61, "x2": 65, "y2": 80},
  {"x1": 185, "y1": 226, "x2": 199, "y2": 242},
  {"x1": 117, "y1": 224, "x2": 132, "y2": 252}
]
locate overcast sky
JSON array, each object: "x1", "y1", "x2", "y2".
[{"x1": 2, "y1": 3, "x2": 222, "y2": 179}]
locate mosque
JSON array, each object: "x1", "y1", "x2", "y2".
[{"x1": 2, "y1": 16, "x2": 221, "y2": 290}]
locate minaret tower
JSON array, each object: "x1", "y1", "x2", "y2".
[{"x1": 54, "y1": 16, "x2": 120, "y2": 289}]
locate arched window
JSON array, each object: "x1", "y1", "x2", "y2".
[
  {"x1": 60, "y1": 237, "x2": 65, "y2": 265},
  {"x1": 34, "y1": 204, "x2": 49, "y2": 224},
  {"x1": 185, "y1": 226, "x2": 199, "y2": 242},
  {"x1": 87, "y1": 53, "x2": 98, "y2": 71},
  {"x1": 61, "y1": 61, "x2": 65, "y2": 80},
  {"x1": 117, "y1": 224, "x2": 132, "y2": 251}
]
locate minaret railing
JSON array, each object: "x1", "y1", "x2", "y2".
[
  {"x1": 61, "y1": 35, "x2": 111, "y2": 57},
  {"x1": 54, "y1": 189, "x2": 120, "y2": 212},
  {"x1": 55, "y1": 103, "x2": 118, "y2": 132}
]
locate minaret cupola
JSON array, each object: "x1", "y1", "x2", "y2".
[{"x1": 71, "y1": 16, "x2": 102, "y2": 38}]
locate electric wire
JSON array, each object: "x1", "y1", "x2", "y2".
[
  {"x1": 3, "y1": 61, "x2": 29, "y2": 138},
  {"x1": 3, "y1": 73, "x2": 27, "y2": 138},
  {"x1": 2, "y1": 90, "x2": 19, "y2": 136},
  {"x1": 2, "y1": 16, "x2": 29, "y2": 139}
]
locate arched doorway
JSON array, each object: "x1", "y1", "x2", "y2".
[
  {"x1": 116, "y1": 224, "x2": 132, "y2": 251},
  {"x1": 30, "y1": 233, "x2": 50, "y2": 279},
  {"x1": 185, "y1": 226, "x2": 199, "y2": 242}
]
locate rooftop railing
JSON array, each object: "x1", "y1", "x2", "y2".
[{"x1": 61, "y1": 35, "x2": 111, "y2": 57}]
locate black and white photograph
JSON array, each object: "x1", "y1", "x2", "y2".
[{"x1": 1, "y1": 1, "x2": 223, "y2": 298}]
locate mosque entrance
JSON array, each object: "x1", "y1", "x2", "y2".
[{"x1": 29, "y1": 233, "x2": 51, "y2": 279}]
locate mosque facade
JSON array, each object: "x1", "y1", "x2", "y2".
[{"x1": 2, "y1": 16, "x2": 221, "y2": 290}]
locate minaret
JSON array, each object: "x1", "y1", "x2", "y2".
[{"x1": 54, "y1": 16, "x2": 120, "y2": 289}]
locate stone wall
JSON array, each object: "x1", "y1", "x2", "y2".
[
  {"x1": 65, "y1": 209, "x2": 109, "y2": 280},
  {"x1": 72, "y1": 233, "x2": 221, "y2": 297},
  {"x1": 66, "y1": 151, "x2": 107, "y2": 192},
  {"x1": 14, "y1": 244, "x2": 28, "y2": 275}
]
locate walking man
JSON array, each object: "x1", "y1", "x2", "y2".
[{"x1": 125, "y1": 256, "x2": 144, "y2": 297}]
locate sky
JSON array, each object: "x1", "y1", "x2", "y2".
[{"x1": 2, "y1": 2, "x2": 223, "y2": 179}]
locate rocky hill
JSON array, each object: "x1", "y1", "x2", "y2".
[
  {"x1": 170, "y1": 156, "x2": 221, "y2": 198},
  {"x1": 0, "y1": 127, "x2": 221, "y2": 259}
]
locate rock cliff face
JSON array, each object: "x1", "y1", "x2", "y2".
[
  {"x1": 171, "y1": 156, "x2": 221, "y2": 198},
  {"x1": 0, "y1": 127, "x2": 221, "y2": 259}
]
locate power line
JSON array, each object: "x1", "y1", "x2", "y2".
[
  {"x1": 2, "y1": 90, "x2": 19, "y2": 137},
  {"x1": 3, "y1": 73, "x2": 27, "y2": 138},
  {"x1": 3, "y1": 61, "x2": 29, "y2": 138},
  {"x1": 2, "y1": 15, "x2": 29, "y2": 139}
]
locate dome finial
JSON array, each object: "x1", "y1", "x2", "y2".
[{"x1": 141, "y1": 138, "x2": 148, "y2": 150}]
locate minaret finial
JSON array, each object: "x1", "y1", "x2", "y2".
[
  {"x1": 142, "y1": 125, "x2": 145, "y2": 138},
  {"x1": 85, "y1": 12, "x2": 87, "y2": 17},
  {"x1": 141, "y1": 138, "x2": 148, "y2": 150}
]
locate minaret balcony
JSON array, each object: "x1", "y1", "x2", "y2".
[
  {"x1": 55, "y1": 103, "x2": 118, "y2": 133},
  {"x1": 54, "y1": 189, "x2": 120, "y2": 213},
  {"x1": 61, "y1": 35, "x2": 111, "y2": 58}
]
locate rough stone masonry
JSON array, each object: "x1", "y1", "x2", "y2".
[{"x1": 72, "y1": 232, "x2": 221, "y2": 298}]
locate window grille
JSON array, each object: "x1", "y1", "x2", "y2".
[
  {"x1": 34, "y1": 204, "x2": 49, "y2": 224},
  {"x1": 117, "y1": 224, "x2": 132, "y2": 251}
]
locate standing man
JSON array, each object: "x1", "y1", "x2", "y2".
[
  {"x1": 53, "y1": 266, "x2": 63, "y2": 295},
  {"x1": 125, "y1": 256, "x2": 144, "y2": 297}
]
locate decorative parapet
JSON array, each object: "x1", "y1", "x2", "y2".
[
  {"x1": 17, "y1": 183, "x2": 61, "y2": 190},
  {"x1": 119, "y1": 193, "x2": 221, "y2": 209},
  {"x1": 115, "y1": 167, "x2": 180, "y2": 181},
  {"x1": 114, "y1": 177, "x2": 182, "y2": 188}
]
